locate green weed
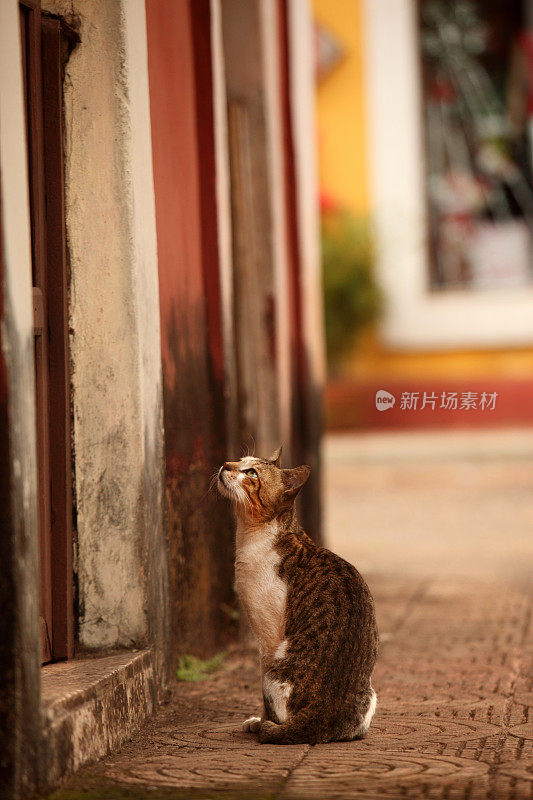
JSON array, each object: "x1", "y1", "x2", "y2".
[{"x1": 175, "y1": 652, "x2": 226, "y2": 682}]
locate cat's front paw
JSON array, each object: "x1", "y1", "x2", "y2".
[{"x1": 242, "y1": 716, "x2": 262, "y2": 733}]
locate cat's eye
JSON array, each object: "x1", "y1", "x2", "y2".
[{"x1": 243, "y1": 468, "x2": 257, "y2": 478}]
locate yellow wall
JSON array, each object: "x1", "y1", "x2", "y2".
[
  {"x1": 315, "y1": 0, "x2": 533, "y2": 378},
  {"x1": 344, "y1": 330, "x2": 533, "y2": 381},
  {"x1": 314, "y1": 0, "x2": 368, "y2": 217}
]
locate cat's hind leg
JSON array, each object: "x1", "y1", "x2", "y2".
[
  {"x1": 244, "y1": 670, "x2": 294, "y2": 735},
  {"x1": 337, "y1": 687, "x2": 377, "y2": 741},
  {"x1": 263, "y1": 673, "x2": 292, "y2": 724},
  {"x1": 357, "y1": 687, "x2": 377, "y2": 738}
]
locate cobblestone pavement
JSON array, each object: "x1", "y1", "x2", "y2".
[{"x1": 50, "y1": 431, "x2": 533, "y2": 799}]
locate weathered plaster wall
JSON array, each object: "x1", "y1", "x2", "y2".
[
  {"x1": 123, "y1": 1, "x2": 170, "y2": 679},
  {"x1": 0, "y1": 2, "x2": 42, "y2": 795},
  {"x1": 42, "y1": 0, "x2": 168, "y2": 658}
]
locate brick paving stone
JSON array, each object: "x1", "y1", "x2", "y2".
[{"x1": 47, "y1": 432, "x2": 533, "y2": 800}]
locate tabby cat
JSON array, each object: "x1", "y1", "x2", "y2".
[{"x1": 218, "y1": 447, "x2": 378, "y2": 744}]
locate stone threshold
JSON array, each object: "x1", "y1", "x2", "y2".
[{"x1": 42, "y1": 649, "x2": 156, "y2": 788}]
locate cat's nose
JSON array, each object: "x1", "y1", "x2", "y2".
[{"x1": 220, "y1": 462, "x2": 231, "y2": 473}]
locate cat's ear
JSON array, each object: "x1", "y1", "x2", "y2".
[
  {"x1": 282, "y1": 465, "x2": 310, "y2": 498},
  {"x1": 269, "y1": 445, "x2": 283, "y2": 467}
]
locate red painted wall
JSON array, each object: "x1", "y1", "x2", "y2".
[
  {"x1": 145, "y1": 0, "x2": 235, "y2": 660},
  {"x1": 146, "y1": 1, "x2": 202, "y2": 387},
  {"x1": 326, "y1": 378, "x2": 533, "y2": 431}
]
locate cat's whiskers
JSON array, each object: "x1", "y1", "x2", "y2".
[
  {"x1": 198, "y1": 469, "x2": 222, "y2": 505},
  {"x1": 208, "y1": 470, "x2": 220, "y2": 492}
]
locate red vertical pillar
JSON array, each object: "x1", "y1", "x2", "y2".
[{"x1": 145, "y1": 0, "x2": 235, "y2": 660}]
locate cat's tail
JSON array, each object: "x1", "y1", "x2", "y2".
[
  {"x1": 257, "y1": 705, "x2": 328, "y2": 745},
  {"x1": 258, "y1": 716, "x2": 315, "y2": 745},
  {"x1": 258, "y1": 688, "x2": 377, "y2": 745}
]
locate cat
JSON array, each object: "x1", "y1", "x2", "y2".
[{"x1": 217, "y1": 446, "x2": 379, "y2": 745}]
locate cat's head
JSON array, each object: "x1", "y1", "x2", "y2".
[{"x1": 217, "y1": 446, "x2": 310, "y2": 522}]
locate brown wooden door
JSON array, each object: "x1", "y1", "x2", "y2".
[
  {"x1": 41, "y1": 15, "x2": 75, "y2": 661},
  {"x1": 20, "y1": 0, "x2": 53, "y2": 663},
  {"x1": 19, "y1": 1, "x2": 74, "y2": 662}
]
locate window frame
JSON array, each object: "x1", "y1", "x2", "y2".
[{"x1": 363, "y1": 0, "x2": 533, "y2": 350}]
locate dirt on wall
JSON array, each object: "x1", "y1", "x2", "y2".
[{"x1": 162, "y1": 308, "x2": 236, "y2": 662}]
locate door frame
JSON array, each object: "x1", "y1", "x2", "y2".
[{"x1": 19, "y1": 0, "x2": 74, "y2": 661}]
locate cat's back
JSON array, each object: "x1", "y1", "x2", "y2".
[{"x1": 277, "y1": 530, "x2": 378, "y2": 660}]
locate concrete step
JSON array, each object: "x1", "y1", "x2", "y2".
[{"x1": 42, "y1": 650, "x2": 155, "y2": 788}]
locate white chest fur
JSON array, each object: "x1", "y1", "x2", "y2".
[{"x1": 235, "y1": 520, "x2": 287, "y2": 666}]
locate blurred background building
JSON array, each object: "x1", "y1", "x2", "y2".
[{"x1": 316, "y1": 0, "x2": 533, "y2": 430}]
